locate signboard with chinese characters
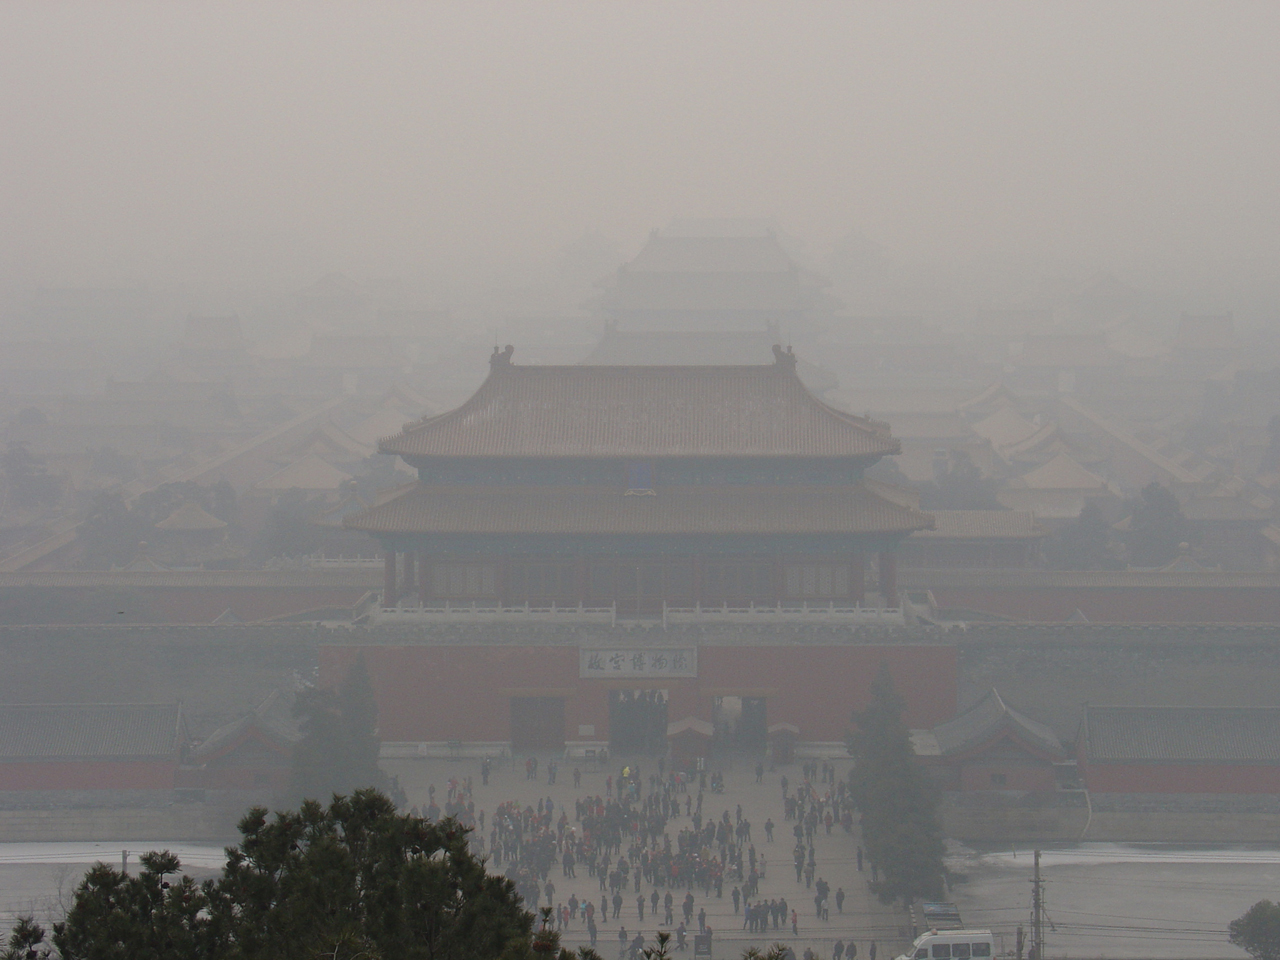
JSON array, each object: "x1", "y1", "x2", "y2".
[{"x1": 579, "y1": 648, "x2": 697, "y2": 678}]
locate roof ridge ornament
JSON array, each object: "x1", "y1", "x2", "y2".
[
  {"x1": 771, "y1": 343, "x2": 797, "y2": 369},
  {"x1": 490, "y1": 344, "x2": 515, "y2": 369}
]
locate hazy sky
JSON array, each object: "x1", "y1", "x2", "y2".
[{"x1": 2, "y1": 2, "x2": 1278, "y2": 289}]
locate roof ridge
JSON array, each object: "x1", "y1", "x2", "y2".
[{"x1": 991, "y1": 688, "x2": 1007, "y2": 714}]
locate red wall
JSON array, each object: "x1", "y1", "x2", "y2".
[
  {"x1": 958, "y1": 763, "x2": 1056, "y2": 792},
  {"x1": 319, "y1": 643, "x2": 958, "y2": 744},
  {"x1": 1082, "y1": 761, "x2": 1280, "y2": 794},
  {"x1": 930, "y1": 586, "x2": 1280, "y2": 624},
  {"x1": 0, "y1": 760, "x2": 177, "y2": 790}
]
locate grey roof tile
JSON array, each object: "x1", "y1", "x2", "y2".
[
  {"x1": 0, "y1": 703, "x2": 183, "y2": 760},
  {"x1": 1084, "y1": 706, "x2": 1280, "y2": 762}
]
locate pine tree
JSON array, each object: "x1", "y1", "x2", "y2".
[
  {"x1": 15, "y1": 791, "x2": 541, "y2": 960},
  {"x1": 1125, "y1": 482, "x2": 1194, "y2": 567},
  {"x1": 289, "y1": 652, "x2": 388, "y2": 802},
  {"x1": 1230, "y1": 900, "x2": 1280, "y2": 960},
  {"x1": 847, "y1": 662, "x2": 946, "y2": 905}
]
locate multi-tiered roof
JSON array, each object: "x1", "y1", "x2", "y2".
[{"x1": 346, "y1": 347, "x2": 931, "y2": 541}]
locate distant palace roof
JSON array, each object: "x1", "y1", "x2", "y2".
[
  {"x1": 914, "y1": 510, "x2": 1045, "y2": 540},
  {"x1": 154, "y1": 502, "x2": 227, "y2": 531},
  {"x1": 380, "y1": 349, "x2": 899, "y2": 461},
  {"x1": 344, "y1": 482, "x2": 933, "y2": 537}
]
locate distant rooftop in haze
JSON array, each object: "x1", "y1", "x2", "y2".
[{"x1": 594, "y1": 218, "x2": 839, "y2": 328}]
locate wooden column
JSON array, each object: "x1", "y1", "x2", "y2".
[
  {"x1": 879, "y1": 550, "x2": 898, "y2": 608},
  {"x1": 692, "y1": 553, "x2": 704, "y2": 606},
  {"x1": 383, "y1": 550, "x2": 398, "y2": 607},
  {"x1": 851, "y1": 552, "x2": 865, "y2": 605},
  {"x1": 403, "y1": 551, "x2": 416, "y2": 602},
  {"x1": 418, "y1": 554, "x2": 430, "y2": 602},
  {"x1": 575, "y1": 557, "x2": 588, "y2": 605},
  {"x1": 773, "y1": 551, "x2": 786, "y2": 604}
]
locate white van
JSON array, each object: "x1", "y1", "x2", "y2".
[{"x1": 896, "y1": 929, "x2": 995, "y2": 960}]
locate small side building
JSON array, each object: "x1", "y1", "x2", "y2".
[
  {"x1": 182, "y1": 691, "x2": 299, "y2": 796},
  {"x1": 919, "y1": 689, "x2": 1065, "y2": 792}
]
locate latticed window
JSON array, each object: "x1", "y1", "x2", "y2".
[
  {"x1": 430, "y1": 563, "x2": 497, "y2": 598},
  {"x1": 703, "y1": 562, "x2": 773, "y2": 602},
  {"x1": 783, "y1": 563, "x2": 850, "y2": 598},
  {"x1": 507, "y1": 561, "x2": 576, "y2": 601}
]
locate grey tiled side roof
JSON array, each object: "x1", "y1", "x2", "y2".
[
  {"x1": 0, "y1": 703, "x2": 183, "y2": 760},
  {"x1": 1084, "y1": 706, "x2": 1280, "y2": 762},
  {"x1": 933, "y1": 689, "x2": 1064, "y2": 759}
]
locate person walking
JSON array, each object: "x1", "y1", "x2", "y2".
[
  {"x1": 869, "y1": 940, "x2": 877, "y2": 960},
  {"x1": 835, "y1": 887, "x2": 845, "y2": 913},
  {"x1": 833, "y1": 939, "x2": 845, "y2": 960}
]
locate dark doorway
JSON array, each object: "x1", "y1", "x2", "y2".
[
  {"x1": 510, "y1": 697, "x2": 566, "y2": 751},
  {"x1": 608, "y1": 689, "x2": 668, "y2": 755},
  {"x1": 713, "y1": 696, "x2": 768, "y2": 751}
]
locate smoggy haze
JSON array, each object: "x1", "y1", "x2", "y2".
[{"x1": 2, "y1": 1, "x2": 1278, "y2": 309}]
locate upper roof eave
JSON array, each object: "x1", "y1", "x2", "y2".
[{"x1": 378, "y1": 355, "x2": 901, "y2": 461}]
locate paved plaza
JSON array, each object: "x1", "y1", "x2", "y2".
[{"x1": 385, "y1": 753, "x2": 913, "y2": 959}]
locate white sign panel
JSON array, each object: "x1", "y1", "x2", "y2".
[{"x1": 580, "y1": 648, "x2": 697, "y2": 678}]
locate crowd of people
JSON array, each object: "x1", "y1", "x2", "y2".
[{"x1": 407, "y1": 755, "x2": 894, "y2": 959}]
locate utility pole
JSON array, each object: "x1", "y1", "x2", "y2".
[{"x1": 1031, "y1": 849, "x2": 1045, "y2": 960}]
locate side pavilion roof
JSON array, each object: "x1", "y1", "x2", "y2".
[
  {"x1": 933, "y1": 689, "x2": 1064, "y2": 760},
  {"x1": 380, "y1": 350, "x2": 899, "y2": 461}
]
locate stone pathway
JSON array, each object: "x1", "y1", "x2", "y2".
[{"x1": 385, "y1": 754, "x2": 913, "y2": 960}]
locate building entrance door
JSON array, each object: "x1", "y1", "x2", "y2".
[
  {"x1": 510, "y1": 697, "x2": 566, "y2": 751},
  {"x1": 713, "y1": 696, "x2": 767, "y2": 751},
  {"x1": 608, "y1": 689, "x2": 668, "y2": 755}
]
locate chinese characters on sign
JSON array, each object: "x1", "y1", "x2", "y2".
[{"x1": 579, "y1": 648, "x2": 697, "y2": 678}]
